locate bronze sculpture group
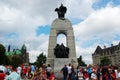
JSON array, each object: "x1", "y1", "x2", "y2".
[{"x1": 54, "y1": 43, "x2": 69, "y2": 58}]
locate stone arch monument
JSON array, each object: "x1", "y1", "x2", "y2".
[{"x1": 46, "y1": 4, "x2": 78, "y2": 71}]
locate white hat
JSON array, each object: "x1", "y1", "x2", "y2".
[{"x1": 0, "y1": 65, "x2": 6, "y2": 73}]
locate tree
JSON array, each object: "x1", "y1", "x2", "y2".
[
  {"x1": 100, "y1": 56, "x2": 111, "y2": 66},
  {"x1": 77, "y1": 55, "x2": 87, "y2": 66},
  {"x1": 35, "y1": 52, "x2": 47, "y2": 67},
  {"x1": 0, "y1": 44, "x2": 6, "y2": 56},
  {"x1": 0, "y1": 44, "x2": 10, "y2": 65},
  {"x1": 10, "y1": 55, "x2": 22, "y2": 67}
]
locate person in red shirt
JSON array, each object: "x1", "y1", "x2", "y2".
[
  {"x1": 23, "y1": 66, "x2": 27, "y2": 76},
  {"x1": 49, "y1": 70, "x2": 55, "y2": 80},
  {"x1": 83, "y1": 69, "x2": 89, "y2": 80},
  {"x1": 0, "y1": 70, "x2": 6, "y2": 80},
  {"x1": 110, "y1": 69, "x2": 116, "y2": 80}
]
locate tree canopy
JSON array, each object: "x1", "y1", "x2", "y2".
[
  {"x1": 35, "y1": 52, "x2": 47, "y2": 67},
  {"x1": 100, "y1": 56, "x2": 111, "y2": 66},
  {"x1": 0, "y1": 44, "x2": 9, "y2": 65},
  {"x1": 0, "y1": 44, "x2": 6, "y2": 56}
]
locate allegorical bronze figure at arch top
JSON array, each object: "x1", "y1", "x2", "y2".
[{"x1": 55, "y1": 4, "x2": 67, "y2": 20}]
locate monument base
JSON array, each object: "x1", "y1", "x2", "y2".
[
  {"x1": 54, "y1": 58, "x2": 78, "y2": 79},
  {"x1": 46, "y1": 58, "x2": 78, "y2": 72},
  {"x1": 46, "y1": 58, "x2": 78, "y2": 79},
  {"x1": 54, "y1": 58, "x2": 78, "y2": 72},
  {"x1": 54, "y1": 58, "x2": 71, "y2": 72}
]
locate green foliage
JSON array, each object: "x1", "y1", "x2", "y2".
[
  {"x1": 100, "y1": 56, "x2": 111, "y2": 66},
  {"x1": 10, "y1": 55, "x2": 22, "y2": 67},
  {"x1": 35, "y1": 52, "x2": 47, "y2": 67},
  {"x1": 0, "y1": 44, "x2": 10, "y2": 65},
  {"x1": 77, "y1": 55, "x2": 87, "y2": 66},
  {"x1": 0, "y1": 44, "x2": 6, "y2": 56},
  {"x1": 0, "y1": 55, "x2": 10, "y2": 65}
]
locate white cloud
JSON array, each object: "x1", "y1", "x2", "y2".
[
  {"x1": 29, "y1": 50, "x2": 42, "y2": 63},
  {"x1": 57, "y1": 34, "x2": 66, "y2": 46},
  {"x1": 74, "y1": 6, "x2": 120, "y2": 41},
  {"x1": 74, "y1": 5, "x2": 120, "y2": 64},
  {"x1": 0, "y1": 0, "x2": 95, "y2": 36},
  {"x1": 76, "y1": 45, "x2": 94, "y2": 64},
  {"x1": 64, "y1": 0, "x2": 95, "y2": 19}
]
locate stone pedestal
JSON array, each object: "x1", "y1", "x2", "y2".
[{"x1": 54, "y1": 58, "x2": 78, "y2": 72}]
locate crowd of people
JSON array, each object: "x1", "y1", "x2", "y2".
[
  {"x1": 1, "y1": 63, "x2": 120, "y2": 80},
  {"x1": 0, "y1": 64, "x2": 55, "y2": 80},
  {"x1": 60, "y1": 64, "x2": 120, "y2": 80}
]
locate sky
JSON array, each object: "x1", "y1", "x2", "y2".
[{"x1": 0, "y1": 0, "x2": 120, "y2": 64}]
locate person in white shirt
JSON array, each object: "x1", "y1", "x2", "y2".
[
  {"x1": 118, "y1": 68, "x2": 120, "y2": 80},
  {"x1": 67, "y1": 63, "x2": 71, "y2": 80},
  {"x1": 114, "y1": 66, "x2": 118, "y2": 80},
  {"x1": 17, "y1": 66, "x2": 22, "y2": 75},
  {"x1": 91, "y1": 70, "x2": 98, "y2": 80},
  {"x1": 47, "y1": 64, "x2": 52, "y2": 78}
]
